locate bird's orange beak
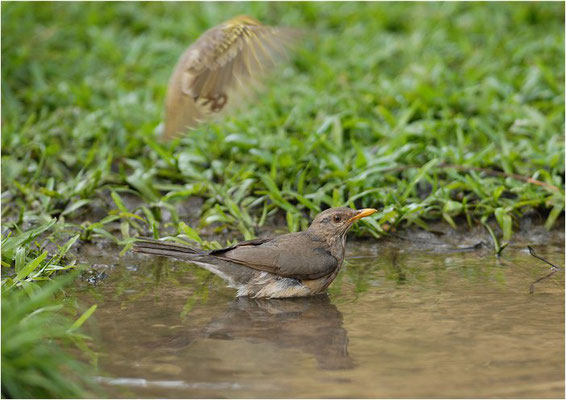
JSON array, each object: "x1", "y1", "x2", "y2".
[{"x1": 347, "y1": 208, "x2": 377, "y2": 223}]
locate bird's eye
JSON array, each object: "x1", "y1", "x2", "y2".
[{"x1": 332, "y1": 215, "x2": 342, "y2": 223}]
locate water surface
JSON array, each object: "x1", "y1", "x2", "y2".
[{"x1": 76, "y1": 229, "x2": 564, "y2": 398}]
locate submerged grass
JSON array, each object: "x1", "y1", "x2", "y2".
[{"x1": 0, "y1": 2, "x2": 564, "y2": 395}]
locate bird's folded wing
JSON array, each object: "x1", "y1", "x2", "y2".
[{"x1": 214, "y1": 236, "x2": 338, "y2": 280}]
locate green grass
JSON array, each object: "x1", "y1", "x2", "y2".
[
  {"x1": 1, "y1": 3, "x2": 563, "y2": 396},
  {"x1": 1, "y1": 270, "x2": 99, "y2": 398},
  {"x1": 1, "y1": 218, "x2": 99, "y2": 398},
  {"x1": 2, "y1": 2, "x2": 564, "y2": 249}
]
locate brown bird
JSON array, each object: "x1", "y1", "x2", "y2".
[
  {"x1": 162, "y1": 15, "x2": 298, "y2": 139},
  {"x1": 133, "y1": 207, "x2": 377, "y2": 298}
]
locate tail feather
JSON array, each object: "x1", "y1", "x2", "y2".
[
  {"x1": 133, "y1": 238, "x2": 201, "y2": 260},
  {"x1": 132, "y1": 237, "x2": 258, "y2": 290}
]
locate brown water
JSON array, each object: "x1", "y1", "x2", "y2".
[{"x1": 75, "y1": 229, "x2": 564, "y2": 398}]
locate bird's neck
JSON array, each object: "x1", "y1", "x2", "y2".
[
  {"x1": 329, "y1": 233, "x2": 347, "y2": 261},
  {"x1": 305, "y1": 230, "x2": 346, "y2": 262}
]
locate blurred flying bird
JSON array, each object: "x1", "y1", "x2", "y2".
[{"x1": 162, "y1": 15, "x2": 298, "y2": 139}]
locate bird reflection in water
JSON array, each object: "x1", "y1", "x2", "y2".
[
  {"x1": 204, "y1": 295, "x2": 354, "y2": 370},
  {"x1": 154, "y1": 294, "x2": 354, "y2": 371}
]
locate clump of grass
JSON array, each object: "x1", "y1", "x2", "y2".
[
  {"x1": 1, "y1": 272, "x2": 98, "y2": 398},
  {"x1": 1, "y1": 221, "x2": 99, "y2": 398},
  {"x1": 1, "y1": 218, "x2": 82, "y2": 289}
]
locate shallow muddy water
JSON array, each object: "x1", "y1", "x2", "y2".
[{"x1": 75, "y1": 228, "x2": 564, "y2": 398}]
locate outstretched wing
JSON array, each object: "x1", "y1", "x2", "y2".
[{"x1": 163, "y1": 17, "x2": 299, "y2": 139}]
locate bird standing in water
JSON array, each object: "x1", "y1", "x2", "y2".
[
  {"x1": 134, "y1": 207, "x2": 377, "y2": 298},
  {"x1": 162, "y1": 15, "x2": 298, "y2": 139}
]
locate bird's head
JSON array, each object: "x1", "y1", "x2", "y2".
[{"x1": 307, "y1": 207, "x2": 377, "y2": 239}]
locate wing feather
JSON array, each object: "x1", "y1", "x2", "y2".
[{"x1": 212, "y1": 233, "x2": 338, "y2": 280}]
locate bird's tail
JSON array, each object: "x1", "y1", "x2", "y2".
[
  {"x1": 133, "y1": 238, "x2": 201, "y2": 261},
  {"x1": 133, "y1": 237, "x2": 254, "y2": 289}
]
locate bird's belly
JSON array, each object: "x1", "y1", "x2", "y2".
[
  {"x1": 233, "y1": 272, "x2": 316, "y2": 299},
  {"x1": 301, "y1": 275, "x2": 335, "y2": 294}
]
